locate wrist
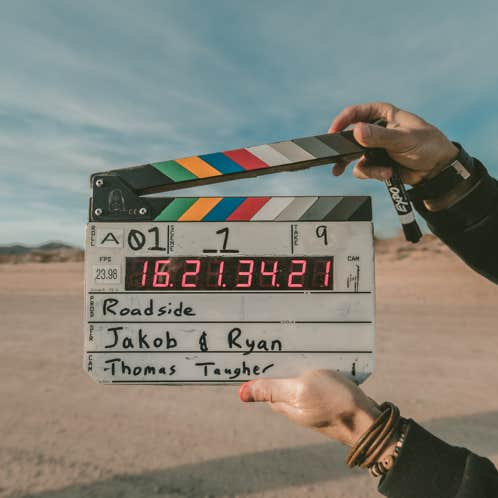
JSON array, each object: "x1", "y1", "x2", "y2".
[
  {"x1": 425, "y1": 141, "x2": 459, "y2": 180},
  {"x1": 408, "y1": 142, "x2": 477, "y2": 210},
  {"x1": 336, "y1": 404, "x2": 381, "y2": 448},
  {"x1": 424, "y1": 173, "x2": 480, "y2": 211},
  {"x1": 402, "y1": 142, "x2": 459, "y2": 187},
  {"x1": 346, "y1": 402, "x2": 402, "y2": 471}
]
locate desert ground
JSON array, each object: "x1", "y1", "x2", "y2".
[{"x1": 1, "y1": 237, "x2": 497, "y2": 498}]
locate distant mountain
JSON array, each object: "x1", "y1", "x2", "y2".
[
  {"x1": 37, "y1": 242, "x2": 75, "y2": 251},
  {"x1": 0, "y1": 242, "x2": 83, "y2": 263},
  {"x1": 0, "y1": 244, "x2": 31, "y2": 255},
  {"x1": 0, "y1": 242, "x2": 78, "y2": 254}
]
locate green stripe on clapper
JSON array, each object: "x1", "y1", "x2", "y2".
[
  {"x1": 152, "y1": 160, "x2": 197, "y2": 182},
  {"x1": 155, "y1": 198, "x2": 197, "y2": 221}
]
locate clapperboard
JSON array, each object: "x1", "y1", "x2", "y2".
[{"x1": 84, "y1": 130, "x2": 380, "y2": 385}]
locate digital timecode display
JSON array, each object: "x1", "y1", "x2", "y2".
[{"x1": 125, "y1": 256, "x2": 334, "y2": 291}]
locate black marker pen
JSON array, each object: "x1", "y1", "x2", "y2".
[{"x1": 366, "y1": 120, "x2": 422, "y2": 243}]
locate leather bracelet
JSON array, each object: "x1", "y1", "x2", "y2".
[
  {"x1": 346, "y1": 402, "x2": 400, "y2": 469},
  {"x1": 346, "y1": 408, "x2": 389, "y2": 467},
  {"x1": 362, "y1": 405, "x2": 400, "y2": 468},
  {"x1": 407, "y1": 143, "x2": 475, "y2": 202},
  {"x1": 369, "y1": 419, "x2": 409, "y2": 478}
]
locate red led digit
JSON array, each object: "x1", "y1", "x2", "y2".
[
  {"x1": 288, "y1": 259, "x2": 307, "y2": 288},
  {"x1": 181, "y1": 259, "x2": 201, "y2": 288},
  {"x1": 217, "y1": 260, "x2": 225, "y2": 287},
  {"x1": 236, "y1": 259, "x2": 254, "y2": 288},
  {"x1": 322, "y1": 260, "x2": 332, "y2": 287},
  {"x1": 206, "y1": 260, "x2": 225, "y2": 288},
  {"x1": 152, "y1": 259, "x2": 170, "y2": 287},
  {"x1": 259, "y1": 259, "x2": 278, "y2": 288},
  {"x1": 140, "y1": 260, "x2": 149, "y2": 287},
  {"x1": 312, "y1": 259, "x2": 333, "y2": 288}
]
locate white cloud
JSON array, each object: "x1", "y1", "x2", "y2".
[{"x1": 0, "y1": 0, "x2": 497, "y2": 245}]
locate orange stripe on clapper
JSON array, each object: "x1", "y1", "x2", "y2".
[
  {"x1": 178, "y1": 197, "x2": 223, "y2": 221},
  {"x1": 176, "y1": 156, "x2": 222, "y2": 178}
]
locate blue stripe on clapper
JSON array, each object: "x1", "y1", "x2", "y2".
[
  {"x1": 199, "y1": 153, "x2": 245, "y2": 174},
  {"x1": 202, "y1": 197, "x2": 246, "y2": 221}
]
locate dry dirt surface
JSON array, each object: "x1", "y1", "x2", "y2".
[{"x1": 0, "y1": 238, "x2": 497, "y2": 498}]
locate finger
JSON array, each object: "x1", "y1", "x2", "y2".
[
  {"x1": 329, "y1": 102, "x2": 397, "y2": 132},
  {"x1": 353, "y1": 158, "x2": 392, "y2": 181},
  {"x1": 239, "y1": 378, "x2": 296, "y2": 403},
  {"x1": 397, "y1": 167, "x2": 421, "y2": 186},
  {"x1": 332, "y1": 163, "x2": 346, "y2": 176},
  {"x1": 354, "y1": 158, "x2": 420, "y2": 184},
  {"x1": 353, "y1": 122, "x2": 407, "y2": 150},
  {"x1": 352, "y1": 163, "x2": 369, "y2": 180},
  {"x1": 331, "y1": 158, "x2": 353, "y2": 176}
]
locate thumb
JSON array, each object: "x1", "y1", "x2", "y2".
[
  {"x1": 239, "y1": 378, "x2": 296, "y2": 403},
  {"x1": 353, "y1": 122, "x2": 407, "y2": 149}
]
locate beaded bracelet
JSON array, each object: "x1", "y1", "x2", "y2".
[{"x1": 369, "y1": 419, "x2": 409, "y2": 478}]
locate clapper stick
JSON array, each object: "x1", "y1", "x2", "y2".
[{"x1": 90, "y1": 129, "x2": 421, "y2": 242}]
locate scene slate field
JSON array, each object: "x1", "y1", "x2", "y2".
[{"x1": 0, "y1": 236, "x2": 497, "y2": 498}]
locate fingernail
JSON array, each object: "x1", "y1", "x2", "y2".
[
  {"x1": 239, "y1": 383, "x2": 254, "y2": 402},
  {"x1": 381, "y1": 168, "x2": 392, "y2": 180}
]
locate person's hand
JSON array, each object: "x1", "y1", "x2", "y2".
[
  {"x1": 329, "y1": 102, "x2": 459, "y2": 185},
  {"x1": 239, "y1": 369, "x2": 380, "y2": 447}
]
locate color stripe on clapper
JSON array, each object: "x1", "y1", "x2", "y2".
[
  {"x1": 226, "y1": 197, "x2": 271, "y2": 220},
  {"x1": 155, "y1": 198, "x2": 198, "y2": 221},
  {"x1": 202, "y1": 197, "x2": 246, "y2": 221},
  {"x1": 151, "y1": 160, "x2": 197, "y2": 182},
  {"x1": 178, "y1": 197, "x2": 222, "y2": 221},
  {"x1": 142, "y1": 133, "x2": 363, "y2": 190},
  {"x1": 154, "y1": 196, "x2": 371, "y2": 221},
  {"x1": 223, "y1": 148, "x2": 269, "y2": 170},
  {"x1": 176, "y1": 156, "x2": 222, "y2": 178},
  {"x1": 199, "y1": 153, "x2": 245, "y2": 174}
]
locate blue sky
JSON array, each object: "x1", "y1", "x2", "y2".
[{"x1": 1, "y1": 0, "x2": 497, "y2": 246}]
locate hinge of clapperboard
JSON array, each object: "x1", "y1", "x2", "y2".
[{"x1": 89, "y1": 128, "x2": 422, "y2": 242}]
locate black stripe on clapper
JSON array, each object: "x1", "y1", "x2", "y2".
[
  {"x1": 348, "y1": 197, "x2": 372, "y2": 221},
  {"x1": 316, "y1": 133, "x2": 364, "y2": 155},
  {"x1": 111, "y1": 164, "x2": 176, "y2": 194},
  {"x1": 292, "y1": 136, "x2": 339, "y2": 159},
  {"x1": 146, "y1": 198, "x2": 175, "y2": 220},
  {"x1": 299, "y1": 197, "x2": 343, "y2": 221},
  {"x1": 325, "y1": 197, "x2": 372, "y2": 221}
]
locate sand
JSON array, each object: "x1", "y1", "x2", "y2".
[{"x1": 0, "y1": 242, "x2": 497, "y2": 497}]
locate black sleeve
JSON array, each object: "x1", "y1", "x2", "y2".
[
  {"x1": 412, "y1": 159, "x2": 498, "y2": 284},
  {"x1": 378, "y1": 420, "x2": 498, "y2": 498},
  {"x1": 378, "y1": 159, "x2": 498, "y2": 497}
]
